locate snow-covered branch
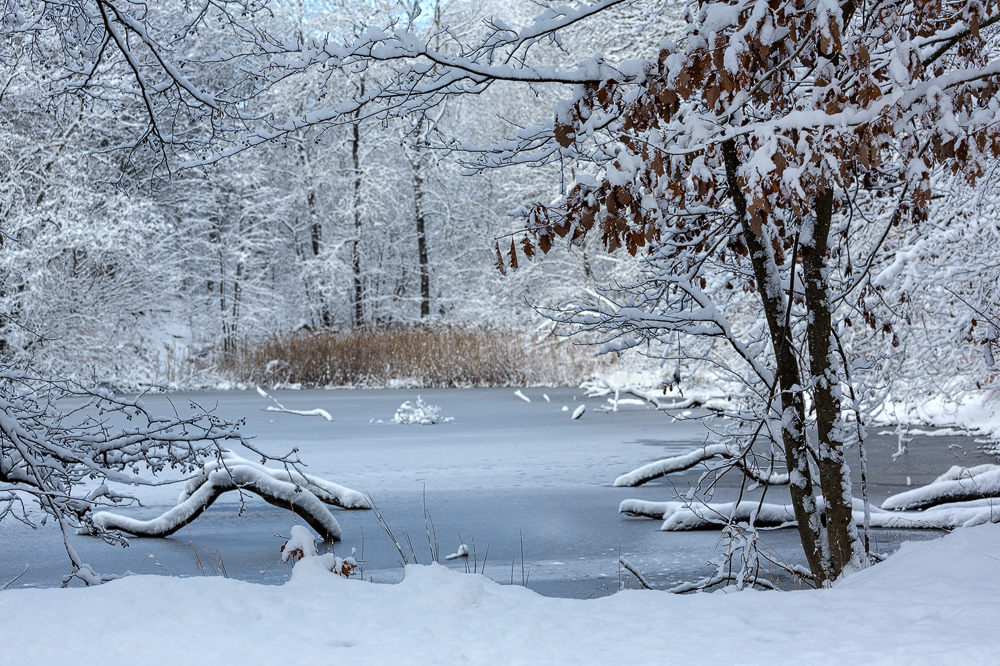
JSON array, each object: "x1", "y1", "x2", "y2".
[
  {"x1": 88, "y1": 461, "x2": 352, "y2": 542},
  {"x1": 614, "y1": 443, "x2": 789, "y2": 487},
  {"x1": 0, "y1": 365, "x2": 323, "y2": 582}
]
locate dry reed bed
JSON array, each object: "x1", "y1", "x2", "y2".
[{"x1": 226, "y1": 326, "x2": 598, "y2": 388}]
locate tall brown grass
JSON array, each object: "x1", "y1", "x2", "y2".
[{"x1": 224, "y1": 325, "x2": 600, "y2": 387}]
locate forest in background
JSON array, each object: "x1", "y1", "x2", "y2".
[
  {"x1": 0, "y1": 0, "x2": 677, "y2": 389},
  {"x1": 0, "y1": 0, "x2": 996, "y2": 401}
]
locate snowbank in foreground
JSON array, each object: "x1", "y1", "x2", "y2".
[{"x1": 4, "y1": 525, "x2": 1000, "y2": 665}]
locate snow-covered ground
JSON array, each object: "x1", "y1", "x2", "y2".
[{"x1": 3, "y1": 523, "x2": 1000, "y2": 665}]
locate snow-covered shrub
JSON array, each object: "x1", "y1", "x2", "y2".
[
  {"x1": 281, "y1": 525, "x2": 357, "y2": 577},
  {"x1": 281, "y1": 525, "x2": 319, "y2": 564},
  {"x1": 393, "y1": 396, "x2": 450, "y2": 425}
]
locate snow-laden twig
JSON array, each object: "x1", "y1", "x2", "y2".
[
  {"x1": 667, "y1": 573, "x2": 777, "y2": 594},
  {"x1": 582, "y1": 377, "x2": 702, "y2": 411},
  {"x1": 618, "y1": 556, "x2": 652, "y2": 590},
  {"x1": 0, "y1": 366, "x2": 266, "y2": 583},
  {"x1": 1, "y1": 565, "x2": 29, "y2": 590}
]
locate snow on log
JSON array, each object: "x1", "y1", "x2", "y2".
[
  {"x1": 179, "y1": 451, "x2": 369, "y2": 510},
  {"x1": 658, "y1": 501, "x2": 798, "y2": 531},
  {"x1": 90, "y1": 465, "x2": 343, "y2": 541},
  {"x1": 865, "y1": 499, "x2": 1000, "y2": 530},
  {"x1": 618, "y1": 499, "x2": 677, "y2": 519},
  {"x1": 265, "y1": 406, "x2": 333, "y2": 421},
  {"x1": 615, "y1": 444, "x2": 734, "y2": 487},
  {"x1": 622, "y1": 495, "x2": 1000, "y2": 531},
  {"x1": 614, "y1": 444, "x2": 789, "y2": 488},
  {"x1": 881, "y1": 466, "x2": 1000, "y2": 511},
  {"x1": 621, "y1": 498, "x2": 795, "y2": 528},
  {"x1": 932, "y1": 465, "x2": 1000, "y2": 484}
]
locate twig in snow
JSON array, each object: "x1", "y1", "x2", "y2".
[
  {"x1": 619, "y1": 557, "x2": 652, "y2": 590},
  {"x1": 1, "y1": 565, "x2": 29, "y2": 590}
]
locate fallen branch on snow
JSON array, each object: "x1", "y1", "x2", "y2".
[{"x1": 84, "y1": 452, "x2": 368, "y2": 542}]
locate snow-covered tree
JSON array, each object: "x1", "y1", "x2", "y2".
[{"x1": 231, "y1": 0, "x2": 1000, "y2": 584}]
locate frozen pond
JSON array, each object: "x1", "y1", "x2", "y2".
[{"x1": 1, "y1": 388, "x2": 993, "y2": 597}]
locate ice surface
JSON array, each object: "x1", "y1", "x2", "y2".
[{"x1": 1, "y1": 388, "x2": 995, "y2": 598}]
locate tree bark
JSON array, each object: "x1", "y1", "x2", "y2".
[
  {"x1": 722, "y1": 139, "x2": 826, "y2": 582},
  {"x1": 411, "y1": 147, "x2": 431, "y2": 318},
  {"x1": 350, "y1": 116, "x2": 364, "y2": 327},
  {"x1": 351, "y1": 95, "x2": 365, "y2": 326},
  {"x1": 802, "y1": 187, "x2": 862, "y2": 577}
]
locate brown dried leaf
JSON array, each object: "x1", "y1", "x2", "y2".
[
  {"x1": 494, "y1": 240, "x2": 507, "y2": 275},
  {"x1": 538, "y1": 233, "x2": 552, "y2": 254},
  {"x1": 705, "y1": 85, "x2": 721, "y2": 108},
  {"x1": 554, "y1": 123, "x2": 575, "y2": 148}
]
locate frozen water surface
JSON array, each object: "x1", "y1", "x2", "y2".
[{"x1": 1, "y1": 388, "x2": 994, "y2": 596}]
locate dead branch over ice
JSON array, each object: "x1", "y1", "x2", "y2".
[
  {"x1": 622, "y1": 494, "x2": 1000, "y2": 532},
  {"x1": 86, "y1": 451, "x2": 368, "y2": 542},
  {"x1": 614, "y1": 444, "x2": 789, "y2": 487},
  {"x1": 179, "y1": 451, "x2": 370, "y2": 510},
  {"x1": 880, "y1": 465, "x2": 1000, "y2": 511}
]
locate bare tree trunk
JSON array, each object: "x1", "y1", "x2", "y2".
[
  {"x1": 350, "y1": 115, "x2": 364, "y2": 327},
  {"x1": 299, "y1": 140, "x2": 332, "y2": 328},
  {"x1": 411, "y1": 148, "x2": 431, "y2": 318},
  {"x1": 803, "y1": 187, "x2": 862, "y2": 577},
  {"x1": 723, "y1": 139, "x2": 827, "y2": 582}
]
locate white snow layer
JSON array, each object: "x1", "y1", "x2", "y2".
[
  {"x1": 4, "y1": 524, "x2": 1000, "y2": 665},
  {"x1": 393, "y1": 396, "x2": 449, "y2": 425}
]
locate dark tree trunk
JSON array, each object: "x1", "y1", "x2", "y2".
[
  {"x1": 803, "y1": 187, "x2": 861, "y2": 577},
  {"x1": 412, "y1": 151, "x2": 431, "y2": 318},
  {"x1": 723, "y1": 139, "x2": 827, "y2": 582},
  {"x1": 350, "y1": 106, "x2": 364, "y2": 327}
]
